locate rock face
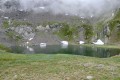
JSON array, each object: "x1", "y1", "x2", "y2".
[
  {"x1": 14, "y1": 25, "x2": 35, "y2": 40},
  {"x1": 0, "y1": 16, "x2": 63, "y2": 47},
  {"x1": 36, "y1": 25, "x2": 46, "y2": 31},
  {"x1": 86, "y1": 76, "x2": 93, "y2": 80},
  {"x1": 79, "y1": 27, "x2": 85, "y2": 41},
  {"x1": 103, "y1": 24, "x2": 111, "y2": 44}
]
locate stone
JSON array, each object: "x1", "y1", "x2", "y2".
[
  {"x1": 14, "y1": 25, "x2": 35, "y2": 40},
  {"x1": 86, "y1": 76, "x2": 93, "y2": 80},
  {"x1": 13, "y1": 75, "x2": 18, "y2": 79},
  {"x1": 36, "y1": 25, "x2": 45, "y2": 31},
  {"x1": 83, "y1": 63, "x2": 92, "y2": 67},
  {"x1": 15, "y1": 25, "x2": 35, "y2": 40},
  {"x1": 10, "y1": 27, "x2": 15, "y2": 30},
  {"x1": 96, "y1": 64, "x2": 104, "y2": 69},
  {"x1": 46, "y1": 25, "x2": 50, "y2": 30}
]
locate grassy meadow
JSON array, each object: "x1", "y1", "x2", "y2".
[{"x1": 0, "y1": 50, "x2": 120, "y2": 80}]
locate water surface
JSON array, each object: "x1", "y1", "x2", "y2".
[{"x1": 11, "y1": 45, "x2": 120, "y2": 58}]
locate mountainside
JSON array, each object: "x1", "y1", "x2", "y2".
[{"x1": 0, "y1": 7, "x2": 120, "y2": 48}]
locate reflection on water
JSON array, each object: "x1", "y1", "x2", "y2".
[{"x1": 11, "y1": 45, "x2": 120, "y2": 58}]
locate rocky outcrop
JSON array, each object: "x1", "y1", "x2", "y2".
[
  {"x1": 14, "y1": 25, "x2": 35, "y2": 40},
  {"x1": 102, "y1": 24, "x2": 111, "y2": 44}
]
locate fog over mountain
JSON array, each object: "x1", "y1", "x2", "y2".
[{"x1": 0, "y1": 0, "x2": 120, "y2": 17}]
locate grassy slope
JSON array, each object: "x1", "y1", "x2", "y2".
[
  {"x1": 0, "y1": 50, "x2": 120, "y2": 80},
  {"x1": 108, "y1": 10, "x2": 120, "y2": 43},
  {"x1": 80, "y1": 44, "x2": 120, "y2": 49}
]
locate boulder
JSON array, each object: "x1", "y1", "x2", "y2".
[
  {"x1": 86, "y1": 76, "x2": 93, "y2": 80},
  {"x1": 36, "y1": 25, "x2": 46, "y2": 31},
  {"x1": 15, "y1": 26, "x2": 35, "y2": 40}
]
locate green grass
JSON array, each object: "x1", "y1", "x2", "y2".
[
  {"x1": 12, "y1": 20, "x2": 32, "y2": 27},
  {"x1": 0, "y1": 44, "x2": 12, "y2": 52},
  {"x1": 0, "y1": 50, "x2": 120, "y2": 80},
  {"x1": 80, "y1": 44, "x2": 120, "y2": 49}
]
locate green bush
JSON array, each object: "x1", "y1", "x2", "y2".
[
  {"x1": 58, "y1": 23, "x2": 78, "y2": 40},
  {"x1": 82, "y1": 24, "x2": 94, "y2": 43},
  {"x1": 0, "y1": 44, "x2": 11, "y2": 52},
  {"x1": 12, "y1": 20, "x2": 32, "y2": 27},
  {"x1": 6, "y1": 31, "x2": 22, "y2": 41},
  {"x1": 109, "y1": 20, "x2": 120, "y2": 31},
  {"x1": 2, "y1": 20, "x2": 9, "y2": 28},
  {"x1": 108, "y1": 10, "x2": 120, "y2": 31}
]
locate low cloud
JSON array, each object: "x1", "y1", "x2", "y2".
[{"x1": 0, "y1": 0, "x2": 120, "y2": 17}]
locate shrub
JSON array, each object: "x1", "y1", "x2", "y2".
[
  {"x1": 0, "y1": 44, "x2": 11, "y2": 52},
  {"x1": 59, "y1": 23, "x2": 76, "y2": 40},
  {"x1": 6, "y1": 31, "x2": 22, "y2": 41},
  {"x1": 12, "y1": 20, "x2": 32, "y2": 27},
  {"x1": 82, "y1": 24, "x2": 94, "y2": 43},
  {"x1": 2, "y1": 20, "x2": 9, "y2": 28}
]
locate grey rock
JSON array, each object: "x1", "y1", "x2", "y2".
[
  {"x1": 46, "y1": 25, "x2": 50, "y2": 30},
  {"x1": 83, "y1": 63, "x2": 93, "y2": 67},
  {"x1": 96, "y1": 64, "x2": 105, "y2": 69},
  {"x1": 36, "y1": 25, "x2": 46, "y2": 31},
  {"x1": 14, "y1": 25, "x2": 35, "y2": 40},
  {"x1": 86, "y1": 76, "x2": 93, "y2": 80}
]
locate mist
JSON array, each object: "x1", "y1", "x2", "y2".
[{"x1": 0, "y1": 0, "x2": 120, "y2": 17}]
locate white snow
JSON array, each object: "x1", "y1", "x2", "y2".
[
  {"x1": 40, "y1": 43, "x2": 47, "y2": 48},
  {"x1": 26, "y1": 42, "x2": 29, "y2": 44},
  {"x1": 61, "y1": 41, "x2": 68, "y2": 45},
  {"x1": 4, "y1": 17, "x2": 9, "y2": 19},
  {"x1": 61, "y1": 41, "x2": 68, "y2": 48},
  {"x1": 65, "y1": 14, "x2": 69, "y2": 16},
  {"x1": 19, "y1": 9, "x2": 24, "y2": 12},
  {"x1": 79, "y1": 41, "x2": 85, "y2": 44},
  {"x1": 93, "y1": 39, "x2": 104, "y2": 45},
  {"x1": 29, "y1": 38, "x2": 33, "y2": 41},
  {"x1": 112, "y1": 13, "x2": 114, "y2": 17},
  {"x1": 90, "y1": 15, "x2": 94, "y2": 18},
  {"x1": 81, "y1": 17, "x2": 84, "y2": 19},
  {"x1": 39, "y1": 7, "x2": 45, "y2": 10}
]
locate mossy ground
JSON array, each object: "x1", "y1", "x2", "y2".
[{"x1": 0, "y1": 50, "x2": 120, "y2": 80}]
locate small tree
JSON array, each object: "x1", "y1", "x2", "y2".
[{"x1": 82, "y1": 24, "x2": 93, "y2": 43}]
